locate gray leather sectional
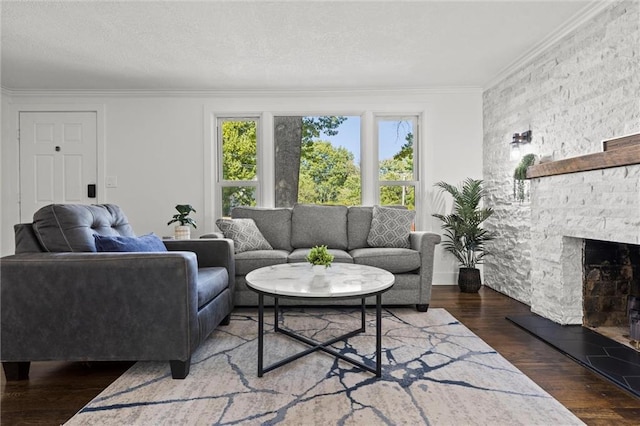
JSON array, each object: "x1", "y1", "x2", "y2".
[{"x1": 211, "y1": 204, "x2": 441, "y2": 311}]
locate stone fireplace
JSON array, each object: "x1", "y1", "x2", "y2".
[{"x1": 528, "y1": 160, "x2": 640, "y2": 331}]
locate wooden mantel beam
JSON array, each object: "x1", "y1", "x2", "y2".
[{"x1": 526, "y1": 144, "x2": 640, "y2": 179}]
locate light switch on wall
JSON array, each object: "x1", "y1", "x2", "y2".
[{"x1": 105, "y1": 176, "x2": 118, "y2": 188}]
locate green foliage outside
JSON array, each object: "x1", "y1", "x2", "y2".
[
  {"x1": 301, "y1": 116, "x2": 346, "y2": 145},
  {"x1": 298, "y1": 141, "x2": 360, "y2": 205},
  {"x1": 221, "y1": 121, "x2": 258, "y2": 215},
  {"x1": 222, "y1": 121, "x2": 257, "y2": 181},
  {"x1": 222, "y1": 186, "x2": 256, "y2": 216},
  {"x1": 393, "y1": 130, "x2": 413, "y2": 162},
  {"x1": 221, "y1": 117, "x2": 415, "y2": 211},
  {"x1": 379, "y1": 156, "x2": 414, "y2": 208}
]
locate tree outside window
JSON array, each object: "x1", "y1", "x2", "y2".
[
  {"x1": 218, "y1": 115, "x2": 419, "y2": 215},
  {"x1": 218, "y1": 118, "x2": 258, "y2": 216},
  {"x1": 378, "y1": 117, "x2": 418, "y2": 210},
  {"x1": 274, "y1": 116, "x2": 360, "y2": 207}
]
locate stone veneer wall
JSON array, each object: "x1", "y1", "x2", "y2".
[
  {"x1": 530, "y1": 166, "x2": 640, "y2": 323},
  {"x1": 482, "y1": 1, "x2": 640, "y2": 310}
]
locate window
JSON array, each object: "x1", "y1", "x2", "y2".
[
  {"x1": 274, "y1": 116, "x2": 361, "y2": 207},
  {"x1": 212, "y1": 113, "x2": 422, "y2": 223},
  {"x1": 217, "y1": 117, "x2": 259, "y2": 216},
  {"x1": 377, "y1": 116, "x2": 418, "y2": 209}
]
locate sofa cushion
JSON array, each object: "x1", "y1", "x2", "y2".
[
  {"x1": 231, "y1": 207, "x2": 292, "y2": 251},
  {"x1": 347, "y1": 206, "x2": 373, "y2": 250},
  {"x1": 33, "y1": 204, "x2": 135, "y2": 252},
  {"x1": 288, "y1": 248, "x2": 353, "y2": 264},
  {"x1": 367, "y1": 206, "x2": 415, "y2": 249},
  {"x1": 291, "y1": 204, "x2": 348, "y2": 250},
  {"x1": 197, "y1": 267, "x2": 229, "y2": 309},
  {"x1": 350, "y1": 247, "x2": 421, "y2": 274},
  {"x1": 94, "y1": 233, "x2": 167, "y2": 252},
  {"x1": 215, "y1": 218, "x2": 272, "y2": 254},
  {"x1": 235, "y1": 249, "x2": 289, "y2": 275}
]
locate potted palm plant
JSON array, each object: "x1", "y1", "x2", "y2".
[
  {"x1": 167, "y1": 204, "x2": 197, "y2": 240},
  {"x1": 433, "y1": 178, "x2": 494, "y2": 292}
]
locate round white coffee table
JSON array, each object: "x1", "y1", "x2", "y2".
[{"x1": 246, "y1": 263, "x2": 394, "y2": 377}]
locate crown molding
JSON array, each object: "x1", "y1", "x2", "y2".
[
  {"x1": 0, "y1": 86, "x2": 483, "y2": 99},
  {"x1": 483, "y1": 0, "x2": 615, "y2": 91}
]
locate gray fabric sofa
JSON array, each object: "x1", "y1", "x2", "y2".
[
  {"x1": 1, "y1": 204, "x2": 234, "y2": 380},
  {"x1": 211, "y1": 204, "x2": 441, "y2": 311}
]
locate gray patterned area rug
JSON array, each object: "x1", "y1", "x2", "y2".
[{"x1": 66, "y1": 308, "x2": 584, "y2": 425}]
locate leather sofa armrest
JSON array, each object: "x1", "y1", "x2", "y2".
[
  {"x1": 0, "y1": 252, "x2": 200, "y2": 362},
  {"x1": 163, "y1": 238, "x2": 235, "y2": 280}
]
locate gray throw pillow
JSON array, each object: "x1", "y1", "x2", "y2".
[
  {"x1": 215, "y1": 218, "x2": 273, "y2": 254},
  {"x1": 367, "y1": 206, "x2": 415, "y2": 248}
]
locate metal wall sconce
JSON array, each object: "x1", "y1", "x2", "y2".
[{"x1": 510, "y1": 130, "x2": 532, "y2": 160}]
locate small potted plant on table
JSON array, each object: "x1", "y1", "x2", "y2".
[
  {"x1": 306, "y1": 245, "x2": 334, "y2": 275},
  {"x1": 168, "y1": 204, "x2": 197, "y2": 240},
  {"x1": 433, "y1": 178, "x2": 494, "y2": 293}
]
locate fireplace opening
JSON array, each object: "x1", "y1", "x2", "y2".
[{"x1": 583, "y1": 239, "x2": 640, "y2": 350}]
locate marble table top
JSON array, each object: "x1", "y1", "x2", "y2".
[{"x1": 245, "y1": 263, "x2": 395, "y2": 298}]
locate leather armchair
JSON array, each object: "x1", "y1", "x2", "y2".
[{"x1": 1, "y1": 204, "x2": 235, "y2": 380}]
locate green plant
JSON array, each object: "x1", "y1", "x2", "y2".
[
  {"x1": 513, "y1": 154, "x2": 536, "y2": 202},
  {"x1": 167, "y1": 204, "x2": 197, "y2": 228},
  {"x1": 432, "y1": 178, "x2": 494, "y2": 269},
  {"x1": 306, "y1": 245, "x2": 334, "y2": 267}
]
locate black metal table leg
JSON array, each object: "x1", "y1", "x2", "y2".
[
  {"x1": 258, "y1": 293, "x2": 264, "y2": 377},
  {"x1": 257, "y1": 301, "x2": 385, "y2": 377},
  {"x1": 361, "y1": 297, "x2": 366, "y2": 332},
  {"x1": 376, "y1": 293, "x2": 382, "y2": 377},
  {"x1": 274, "y1": 296, "x2": 279, "y2": 332}
]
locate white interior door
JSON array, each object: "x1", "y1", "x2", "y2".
[{"x1": 19, "y1": 111, "x2": 97, "y2": 222}]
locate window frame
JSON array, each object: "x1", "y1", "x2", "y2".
[
  {"x1": 208, "y1": 111, "x2": 423, "y2": 230},
  {"x1": 374, "y1": 115, "x2": 420, "y2": 208},
  {"x1": 216, "y1": 116, "x2": 261, "y2": 217}
]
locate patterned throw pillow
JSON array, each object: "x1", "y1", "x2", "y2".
[
  {"x1": 215, "y1": 218, "x2": 273, "y2": 254},
  {"x1": 366, "y1": 206, "x2": 415, "y2": 248}
]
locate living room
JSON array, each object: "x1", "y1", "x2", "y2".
[{"x1": 2, "y1": 1, "x2": 639, "y2": 424}]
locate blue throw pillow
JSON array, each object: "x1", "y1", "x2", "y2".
[{"x1": 94, "y1": 233, "x2": 167, "y2": 252}]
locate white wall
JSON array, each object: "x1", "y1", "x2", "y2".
[{"x1": 1, "y1": 89, "x2": 483, "y2": 283}]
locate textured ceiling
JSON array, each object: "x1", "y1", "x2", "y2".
[{"x1": 1, "y1": 1, "x2": 597, "y2": 92}]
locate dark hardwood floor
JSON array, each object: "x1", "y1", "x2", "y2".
[{"x1": 2, "y1": 286, "x2": 639, "y2": 425}]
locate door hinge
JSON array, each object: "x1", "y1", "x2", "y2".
[{"x1": 17, "y1": 129, "x2": 20, "y2": 140}]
